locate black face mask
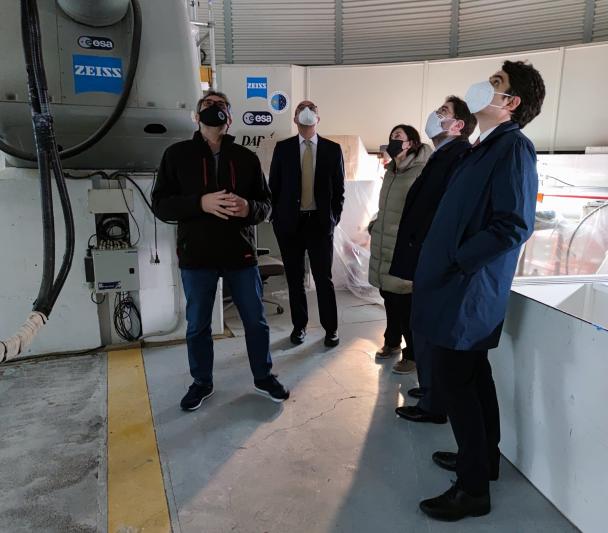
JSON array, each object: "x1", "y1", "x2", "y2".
[
  {"x1": 387, "y1": 138, "x2": 406, "y2": 159},
  {"x1": 199, "y1": 104, "x2": 228, "y2": 127}
]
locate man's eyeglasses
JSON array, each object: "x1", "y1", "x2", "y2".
[
  {"x1": 296, "y1": 104, "x2": 317, "y2": 113},
  {"x1": 200, "y1": 99, "x2": 229, "y2": 112}
]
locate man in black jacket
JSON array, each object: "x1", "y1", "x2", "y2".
[
  {"x1": 390, "y1": 96, "x2": 476, "y2": 423},
  {"x1": 152, "y1": 90, "x2": 289, "y2": 410},
  {"x1": 269, "y1": 100, "x2": 345, "y2": 348}
]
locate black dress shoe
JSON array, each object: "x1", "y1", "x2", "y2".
[
  {"x1": 290, "y1": 328, "x2": 306, "y2": 345},
  {"x1": 395, "y1": 405, "x2": 447, "y2": 424},
  {"x1": 407, "y1": 387, "x2": 423, "y2": 399},
  {"x1": 324, "y1": 331, "x2": 339, "y2": 347},
  {"x1": 433, "y1": 451, "x2": 499, "y2": 480},
  {"x1": 420, "y1": 484, "x2": 490, "y2": 521}
]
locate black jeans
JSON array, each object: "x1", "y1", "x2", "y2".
[
  {"x1": 380, "y1": 290, "x2": 414, "y2": 361},
  {"x1": 434, "y1": 346, "x2": 501, "y2": 496},
  {"x1": 276, "y1": 211, "x2": 338, "y2": 333}
]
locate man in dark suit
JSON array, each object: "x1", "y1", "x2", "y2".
[
  {"x1": 269, "y1": 100, "x2": 345, "y2": 347},
  {"x1": 411, "y1": 61, "x2": 545, "y2": 521},
  {"x1": 390, "y1": 96, "x2": 476, "y2": 424}
]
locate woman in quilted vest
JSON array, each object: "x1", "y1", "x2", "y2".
[{"x1": 368, "y1": 125, "x2": 432, "y2": 374}]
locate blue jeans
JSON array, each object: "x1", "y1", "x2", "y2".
[{"x1": 180, "y1": 266, "x2": 272, "y2": 385}]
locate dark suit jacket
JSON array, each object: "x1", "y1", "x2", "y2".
[
  {"x1": 410, "y1": 122, "x2": 538, "y2": 350},
  {"x1": 269, "y1": 135, "x2": 345, "y2": 235},
  {"x1": 390, "y1": 137, "x2": 471, "y2": 282}
]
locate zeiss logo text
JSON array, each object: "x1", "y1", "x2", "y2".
[
  {"x1": 246, "y1": 77, "x2": 268, "y2": 99},
  {"x1": 74, "y1": 65, "x2": 122, "y2": 78},
  {"x1": 73, "y1": 54, "x2": 123, "y2": 95},
  {"x1": 243, "y1": 111, "x2": 273, "y2": 126}
]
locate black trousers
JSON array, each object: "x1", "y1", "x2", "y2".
[
  {"x1": 414, "y1": 335, "x2": 445, "y2": 415},
  {"x1": 380, "y1": 290, "x2": 414, "y2": 361},
  {"x1": 276, "y1": 211, "x2": 338, "y2": 333},
  {"x1": 434, "y1": 346, "x2": 501, "y2": 496}
]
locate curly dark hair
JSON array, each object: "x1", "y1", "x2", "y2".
[
  {"x1": 445, "y1": 95, "x2": 477, "y2": 137},
  {"x1": 389, "y1": 124, "x2": 422, "y2": 156},
  {"x1": 502, "y1": 60, "x2": 545, "y2": 128}
]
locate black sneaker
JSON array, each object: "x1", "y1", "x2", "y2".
[
  {"x1": 254, "y1": 374, "x2": 290, "y2": 402},
  {"x1": 180, "y1": 382, "x2": 214, "y2": 411}
]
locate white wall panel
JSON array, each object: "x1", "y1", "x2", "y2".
[
  {"x1": 309, "y1": 63, "x2": 425, "y2": 151},
  {"x1": 555, "y1": 42, "x2": 608, "y2": 150}
]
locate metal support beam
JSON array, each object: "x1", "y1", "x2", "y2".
[
  {"x1": 335, "y1": 0, "x2": 343, "y2": 65},
  {"x1": 583, "y1": 0, "x2": 596, "y2": 43},
  {"x1": 449, "y1": 0, "x2": 460, "y2": 57},
  {"x1": 224, "y1": 0, "x2": 233, "y2": 64}
]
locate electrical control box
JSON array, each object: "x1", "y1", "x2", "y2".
[
  {"x1": 86, "y1": 248, "x2": 139, "y2": 293},
  {"x1": 88, "y1": 188, "x2": 134, "y2": 214}
]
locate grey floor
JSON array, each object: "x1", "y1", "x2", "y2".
[
  {"x1": 144, "y1": 279, "x2": 580, "y2": 533},
  {"x1": 0, "y1": 354, "x2": 107, "y2": 533}
]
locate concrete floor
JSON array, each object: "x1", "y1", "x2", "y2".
[
  {"x1": 0, "y1": 354, "x2": 106, "y2": 533},
  {"x1": 143, "y1": 281, "x2": 580, "y2": 533},
  {"x1": 0, "y1": 280, "x2": 580, "y2": 532}
]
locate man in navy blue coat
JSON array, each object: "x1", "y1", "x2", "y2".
[
  {"x1": 413, "y1": 61, "x2": 546, "y2": 521},
  {"x1": 390, "y1": 96, "x2": 476, "y2": 424}
]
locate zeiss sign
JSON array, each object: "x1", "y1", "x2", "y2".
[
  {"x1": 243, "y1": 111, "x2": 273, "y2": 126},
  {"x1": 73, "y1": 54, "x2": 123, "y2": 95},
  {"x1": 246, "y1": 77, "x2": 268, "y2": 99}
]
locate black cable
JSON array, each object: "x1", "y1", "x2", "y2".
[
  {"x1": 48, "y1": 142, "x2": 75, "y2": 309},
  {"x1": 115, "y1": 177, "x2": 141, "y2": 246},
  {"x1": 90, "y1": 292, "x2": 106, "y2": 305},
  {"x1": 22, "y1": 0, "x2": 56, "y2": 316},
  {"x1": 543, "y1": 175, "x2": 576, "y2": 187},
  {"x1": 64, "y1": 170, "x2": 177, "y2": 226},
  {"x1": 113, "y1": 292, "x2": 142, "y2": 341},
  {"x1": 0, "y1": 0, "x2": 142, "y2": 162},
  {"x1": 152, "y1": 171, "x2": 160, "y2": 262},
  {"x1": 565, "y1": 202, "x2": 608, "y2": 274}
]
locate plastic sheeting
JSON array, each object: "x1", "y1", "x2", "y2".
[
  {"x1": 332, "y1": 179, "x2": 382, "y2": 304},
  {"x1": 518, "y1": 199, "x2": 608, "y2": 276}
]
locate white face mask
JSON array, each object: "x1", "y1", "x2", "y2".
[
  {"x1": 298, "y1": 107, "x2": 317, "y2": 126},
  {"x1": 424, "y1": 111, "x2": 451, "y2": 139},
  {"x1": 464, "y1": 80, "x2": 512, "y2": 114}
]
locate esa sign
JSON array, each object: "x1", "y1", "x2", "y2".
[
  {"x1": 78, "y1": 36, "x2": 114, "y2": 50},
  {"x1": 242, "y1": 111, "x2": 273, "y2": 126}
]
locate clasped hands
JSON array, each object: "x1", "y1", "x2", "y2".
[{"x1": 201, "y1": 190, "x2": 250, "y2": 220}]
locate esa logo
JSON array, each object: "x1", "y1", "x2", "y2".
[
  {"x1": 78, "y1": 36, "x2": 114, "y2": 50},
  {"x1": 246, "y1": 77, "x2": 268, "y2": 99},
  {"x1": 242, "y1": 111, "x2": 273, "y2": 126}
]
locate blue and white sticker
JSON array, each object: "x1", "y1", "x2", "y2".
[
  {"x1": 246, "y1": 77, "x2": 268, "y2": 99},
  {"x1": 268, "y1": 91, "x2": 289, "y2": 114},
  {"x1": 73, "y1": 54, "x2": 123, "y2": 95}
]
